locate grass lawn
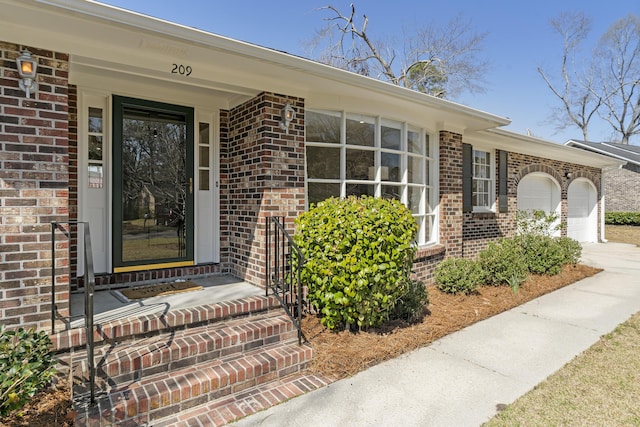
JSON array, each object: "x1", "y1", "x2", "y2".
[
  {"x1": 484, "y1": 311, "x2": 640, "y2": 426},
  {"x1": 485, "y1": 225, "x2": 640, "y2": 426}
]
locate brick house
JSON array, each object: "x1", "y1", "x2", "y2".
[
  {"x1": 0, "y1": 0, "x2": 623, "y2": 333},
  {"x1": 566, "y1": 140, "x2": 640, "y2": 213}
]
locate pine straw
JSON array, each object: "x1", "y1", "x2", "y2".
[{"x1": 302, "y1": 264, "x2": 602, "y2": 380}]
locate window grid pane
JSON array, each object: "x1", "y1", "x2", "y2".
[
  {"x1": 306, "y1": 111, "x2": 436, "y2": 245},
  {"x1": 87, "y1": 107, "x2": 104, "y2": 188},
  {"x1": 472, "y1": 150, "x2": 492, "y2": 208}
]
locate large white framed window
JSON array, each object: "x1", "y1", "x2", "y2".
[
  {"x1": 305, "y1": 110, "x2": 437, "y2": 245},
  {"x1": 472, "y1": 149, "x2": 495, "y2": 211}
]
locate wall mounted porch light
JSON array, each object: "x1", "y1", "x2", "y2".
[
  {"x1": 279, "y1": 103, "x2": 296, "y2": 133},
  {"x1": 16, "y1": 50, "x2": 38, "y2": 97},
  {"x1": 565, "y1": 171, "x2": 573, "y2": 179}
]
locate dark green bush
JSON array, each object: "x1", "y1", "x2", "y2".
[
  {"x1": 392, "y1": 279, "x2": 429, "y2": 323},
  {"x1": 605, "y1": 212, "x2": 640, "y2": 226},
  {"x1": 555, "y1": 236, "x2": 582, "y2": 265},
  {"x1": 516, "y1": 234, "x2": 566, "y2": 276},
  {"x1": 479, "y1": 238, "x2": 529, "y2": 286},
  {"x1": 293, "y1": 196, "x2": 418, "y2": 330},
  {"x1": 0, "y1": 326, "x2": 56, "y2": 417},
  {"x1": 434, "y1": 258, "x2": 484, "y2": 295}
]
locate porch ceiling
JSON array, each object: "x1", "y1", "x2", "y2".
[{"x1": 2, "y1": 0, "x2": 511, "y2": 131}]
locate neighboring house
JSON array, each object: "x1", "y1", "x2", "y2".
[
  {"x1": 0, "y1": 0, "x2": 623, "y2": 332},
  {"x1": 566, "y1": 140, "x2": 640, "y2": 213}
]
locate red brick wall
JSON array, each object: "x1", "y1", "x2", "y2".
[
  {"x1": 438, "y1": 131, "x2": 464, "y2": 258},
  {"x1": 605, "y1": 163, "x2": 640, "y2": 212},
  {"x1": 461, "y1": 151, "x2": 602, "y2": 259},
  {"x1": 223, "y1": 92, "x2": 305, "y2": 286},
  {"x1": 0, "y1": 42, "x2": 70, "y2": 331}
]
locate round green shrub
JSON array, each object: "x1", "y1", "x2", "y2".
[
  {"x1": 293, "y1": 196, "x2": 418, "y2": 330},
  {"x1": 517, "y1": 234, "x2": 566, "y2": 276},
  {"x1": 0, "y1": 326, "x2": 56, "y2": 417},
  {"x1": 479, "y1": 238, "x2": 529, "y2": 286},
  {"x1": 555, "y1": 236, "x2": 582, "y2": 265},
  {"x1": 434, "y1": 258, "x2": 484, "y2": 294}
]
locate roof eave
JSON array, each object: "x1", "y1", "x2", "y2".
[
  {"x1": 30, "y1": 0, "x2": 510, "y2": 130},
  {"x1": 483, "y1": 130, "x2": 626, "y2": 169}
]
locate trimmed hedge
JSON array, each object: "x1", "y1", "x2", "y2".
[
  {"x1": 293, "y1": 196, "x2": 420, "y2": 330},
  {"x1": 605, "y1": 212, "x2": 640, "y2": 226}
]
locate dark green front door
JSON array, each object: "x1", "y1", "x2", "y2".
[{"x1": 112, "y1": 95, "x2": 194, "y2": 272}]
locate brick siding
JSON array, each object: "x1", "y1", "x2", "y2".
[
  {"x1": 0, "y1": 42, "x2": 70, "y2": 330},
  {"x1": 0, "y1": 38, "x2": 606, "y2": 332},
  {"x1": 222, "y1": 93, "x2": 305, "y2": 286},
  {"x1": 461, "y1": 152, "x2": 602, "y2": 259},
  {"x1": 438, "y1": 131, "x2": 464, "y2": 258},
  {"x1": 605, "y1": 163, "x2": 640, "y2": 212}
]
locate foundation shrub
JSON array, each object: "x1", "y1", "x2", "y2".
[
  {"x1": 392, "y1": 279, "x2": 429, "y2": 323},
  {"x1": 515, "y1": 209, "x2": 582, "y2": 275},
  {"x1": 434, "y1": 258, "x2": 484, "y2": 295},
  {"x1": 555, "y1": 236, "x2": 582, "y2": 265},
  {"x1": 0, "y1": 326, "x2": 56, "y2": 417},
  {"x1": 294, "y1": 196, "x2": 419, "y2": 330},
  {"x1": 517, "y1": 234, "x2": 566, "y2": 276},
  {"x1": 479, "y1": 238, "x2": 529, "y2": 286}
]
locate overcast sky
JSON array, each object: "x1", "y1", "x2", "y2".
[{"x1": 101, "y1": 0, "x2": 640, "y2": 145}]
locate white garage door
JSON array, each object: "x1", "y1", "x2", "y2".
[
  {"x1": 517, "y1": 174, "x2": 561, "y2": 236},
  {"x1": 567, "y1": 180, "x2": 597, "y2": 242}
]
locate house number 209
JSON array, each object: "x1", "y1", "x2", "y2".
[{"x1": 171, "y1": 64, "x2": 192, "y2": 76}]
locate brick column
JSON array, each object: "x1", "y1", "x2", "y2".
[
  {"x1": 439, "y1": 130, "x2": 463, "y2": 258},
  {"x1": 0, "y1": 42, "x2": 70, "y2": 331},
  {"x1": 223, "y1": 92, "x2": 305, "y2": 287}
]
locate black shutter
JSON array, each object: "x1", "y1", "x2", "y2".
[
  {"x1": 499, "y1": 150, "x2": 508, "y2": 213},
  {"x1": 462, "y1": 143, "x2": 472, "y2": 213}
]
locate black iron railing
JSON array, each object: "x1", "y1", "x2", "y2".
[
  {"x1": 51, "y1": 221, "x2": 96, "y2": 404},
  {"x1": 265, "y1": 216, "x2": 306, "y2": 344}
]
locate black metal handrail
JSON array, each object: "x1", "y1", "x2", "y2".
[
  {"x1": 265, "y1": 216, "x2": 306, "y2": 344},
  {"x1": 51, "y1": 221, "x2": 96, "y2": 404}
]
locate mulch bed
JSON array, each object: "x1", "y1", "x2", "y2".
[
  {"x1": 303, "y1": 263, "x2": 602, "y2": 379},
  {"x1": 0, "y1": 263, "x2": 601, "y2": 426}
]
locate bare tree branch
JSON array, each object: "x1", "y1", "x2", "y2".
[
  {"x1": 537, "y1": 12, "x2": 600, "y2": 141},
  {"x1": 305, "y1": 4, "x2": 488, "y2": 99},
  {"x1": 594, "y1": 14, "x2": 640, "y2": 144}
]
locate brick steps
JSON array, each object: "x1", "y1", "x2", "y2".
[
  {"x1": 152, "y1": 372, "x2": 333, "y2": 427},
  {"x1": 75, "y1": 341, "x2": 313, "y2": 425},
  {"x1": 63, "y1": 294, "x2": 324, "y2": 426},
  {"x1": 72, "y1": 311, "x2": 297, "y2": 391}
]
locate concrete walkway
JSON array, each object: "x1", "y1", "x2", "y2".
[{"x1": 231, "y1": 242, "x2": 640, "y2": 427}]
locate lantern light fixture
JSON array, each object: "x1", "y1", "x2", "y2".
[
  {"x1": 279, "y1": 103, "x2": 295, "y2": 133},
  {"x1": 16, "y1": 50, "x2": 38, "y2": 97}
]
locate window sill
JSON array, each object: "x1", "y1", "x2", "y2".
[{"x1": 415, "y1": 244, "x2": 445, "y2": 259}]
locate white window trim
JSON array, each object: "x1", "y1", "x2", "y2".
[{"x1": 471, "y1": 146, "x2": 496, "y2": 213}]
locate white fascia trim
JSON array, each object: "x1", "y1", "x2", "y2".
[
  {"x1": 484, "y1": 129, "x2": 626, "y2": 169},
  {"x1": 566, "y1": 140, "x2": 639, "y2": 167},
  {"x1": 32, "y1": 0, "x2": 511, "y2": 129}
]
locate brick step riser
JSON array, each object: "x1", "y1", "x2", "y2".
[
  {"x1": 76, "y1": 343, "x2": 313, "y2": 426},
  {"x1": 152, "y1": 373, "x2": 333, "y2": 427},
  {"x1": 72, "y1": 324, "x2": 298, "y2": 391},
  {"x1": 52, "y1": 295, "x2": 281, "y2": 352}
]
